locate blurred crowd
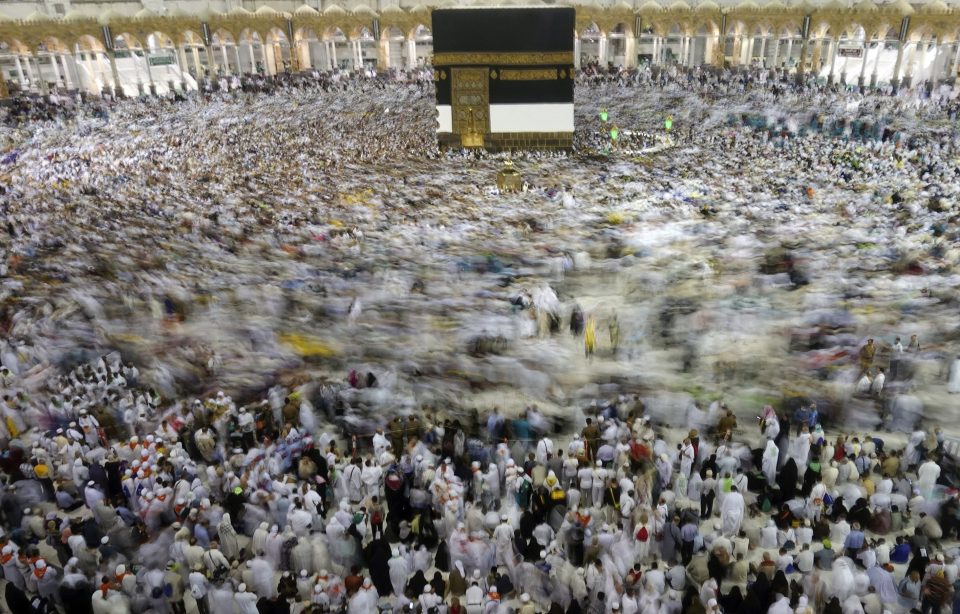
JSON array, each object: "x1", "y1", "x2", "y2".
[{"x1": 0, "y1": 66, "x2": 959, "y2": 614}]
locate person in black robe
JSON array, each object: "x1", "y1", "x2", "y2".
[
  {"x1": 88, "y1": 460, "x2": 109, "y2": 494},
  {"x1": 277, "y1": 573, "x2": 297, "y2": 600},
  {"x1": 566, "y1": 599, "x2": 583, "y2": 614},
  {"x1": 828, "y1": 497, "x2": 848, "y2": 522},
  {"x1": 2, "y1": 582, "x2": 29, "y2": 614},
  {"x1": 59, "y1": 579, "x2": 94, "y2": 614},
  {"x1": 430, "y1": 571, "x2": 446, "y2": 598},
  {"x1": 737, "y1": 587, "x2": 762, "y2": 614},
  {"x1": 415, "y1": 511, "x2": 438, "y2": 550},
  {"x1": 751, "y1": 572, "x2": 772, "y2": 611},
  {"x1": 406, "y1": 570, "x2": 428, "y2": 598},
  {"x1": 801, "y1": 461, "x2": 821, "y2": 498},
  {"x1": 104, "y1": 455, "x2": 123, "y2": 503},
  {"x1": 777, "y1": 458, "x2": 798, "y2": 503},
  {"x1": 364, "y1": 538, "x2": 392, "y2": 596},
  {"x1": 434, "y1": 539, "x2": 449, "y2": 572},
  {"x1": 721, "y1": 586, "x2": 743, "y2": 613},
  {"x1": 849, "y1": 498, "x2": 872, "y2": 529},
  {"x1": 771, "y1": 570, "x2": 789, "y2": 601},
  {"x1": 823, "y1": 597, "x2": 842, "y2": 614},
  {"x1": 775, "y1": 504, "x2": 795, "y2": 531}
]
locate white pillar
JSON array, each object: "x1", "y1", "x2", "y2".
[
  {"x1": 950, "y1": 42, "x2": 960, "y2": 81},
  {"x1": 828, "y1": 38, "x2": 838, "y2": 80},
  {"x1": 84, "y1": 53, "x2": 98, "y2": 92},
  {"x1": 355, "y1": 40, "x2": 362, "y2": 70},
  {"x1": 771, "y1": 36, "x2": 781, "y2": 69},
  {"x1": 60, "y1": 54, "x2": 73, "y2": 88},
  {"x1": 574, "y1": 37, "x2": 581, "y2": 69},
  {"x1": 144, "y1": 51, "x2": 155, "y2": 92},
  {"x1": 24, "y1": 55, "x2": 37, "y2": 91},
  {"x1": 599, "y1": 34, "x2": 608, "y2": 65},
  {"x1": 406, "y1": 38, "x2": 416, "y2": 70},
  {"x1": 871, "y1": 41, "x2": 883, "y2": 83},
  {"x1": 625, "y1": 36, "x2": 636, "y2": 68},
  {"x1": 785, "y1": 38, "x2": 794, "y2": 69},
  {"x1": 759, "y1": 36, "x2": 768, "y2": 68},
  {"x1": 329, "y1": 41, "x2": 337, "y2": 70},
  {"x1": 651, "y1": 37, "x2": 659, "y2": 66},
  {"x1": 192, "y1": 47, "x2": 202, "y2": 76},
  {"x1": 234, "y1": 45, "x2": 242, "y2": 75},
  {"x1": 13, "y1": 56, "x2": 25, "y2": 89},
  {"x1": 48, "y1": 54, "x2": 63, "y2": 88},
  {"x1": 219, "y1": 44, "x2": 229, "y2": 75},
  {"x1": 859, "y1": 40, "x2": 870, "y2": 85},
  {"x1": 890, "y1": 41, "x2": 902, "y2": 84}
]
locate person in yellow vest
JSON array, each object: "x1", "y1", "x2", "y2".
[{"x1": 585, "y1": 315, "x2": 597, "y2": 358}]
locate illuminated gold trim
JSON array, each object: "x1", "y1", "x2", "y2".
[
  {"x1": 499, "y1": 68, "x2": 559, "y2": 81},
  {"x1": 433, "y1": 51, "x2": 574, "y2": 66}
]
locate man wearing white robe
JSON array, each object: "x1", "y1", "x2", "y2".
[
  {"x1": 917, "y1": 459, "x2": 940, "y2": 500},
  {"x1": 720, "y1": 487, "x2": 745, "y2": 537},
  {"x1": 389, "y1": 548, "x2": 410, "y2": 597},
  {"x1": 762, "y1": 440, "x2": 779, "y2": 485}
]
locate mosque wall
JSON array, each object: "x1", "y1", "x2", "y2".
[{"x1": 0, "y1": 1, "x2": 958, "y2": 97}]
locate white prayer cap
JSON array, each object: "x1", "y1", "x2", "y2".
[
  {"x1": 596, "y1": 460, "x2": 603, "y2": 467},
  {"x1": 612, "y1": 603, "x2": 620, "y2": 610},
  {"x1": 67, "y1": 557, "x2": 78, "y2": 567},
  {"x1": 424, "y1": 584, "x2": 432, "y2": 593},
  {"x1": 707, "y1": 599, "x2": 718, "y2": 609},
  {"x1": 314, "y1": 585, "x2": 323, "y2": 593},
  {"x1": 35, "y1": 560, "x2": 46, "y2": 569},
  {"x1": 116, "y1": 564, "x2": 125, "y2": 574},
  {"x1": 87, "y1": 481, "x2": 95, "y2": 486},
  {"x1": 501, "y1": 515, "x2": 508, "y2": 521},
  {"x1": 100, "y1": 536, "x2": 109, "y2": 544},
  {"x1": 238, "y1": 583, "x2": 247, "y2": 592},
  {"x1": 520, "y1": 594, "x2": 530, "y2": 603},
  {"x1": 319, "y1": 569, "x2": 328, "y2": 577},
  {"x1": 300, "y1": 570, "x2": 309, "y2": 577},
  {"x1": 1, "y1": 546, "x2": 11, "y2": 554}
]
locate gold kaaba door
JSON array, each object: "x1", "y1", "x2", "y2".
[{"x1": 451, "y1": 67, "x2": 489, "y2": 148}]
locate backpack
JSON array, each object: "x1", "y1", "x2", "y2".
[{"x1": 636, "y1": 526, "x2": 649, "y2": 542}]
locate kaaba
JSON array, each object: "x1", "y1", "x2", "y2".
[{"x1": 432, "y1": 7, "x2": 575, "y2": 151}]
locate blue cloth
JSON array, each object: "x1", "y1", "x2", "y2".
[
  {"x1": 891, "y1": 543, "x2": 911, "y2": 563},
  {"x1": 845, "y1": 530, "x2": 865, "y2": 550}
]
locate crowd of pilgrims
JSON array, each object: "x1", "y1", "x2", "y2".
[
  {"x1": 0, "y1": 64, "x2": 958, "y2": 614},
  {"x1": 1, "y1": 350, "x2": 959, "y2": 614}
]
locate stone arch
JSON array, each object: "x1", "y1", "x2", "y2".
[
  {"x1": 209, "y1": 29, "x2": 238, "y2": 77},
  {"x1": 608, "y1": 22, "x2": 633, "y2": 63},
  {"x1": 323, "y1": 26, "x2": 350, "y2": 69},
  {"x1": 178, "y1": 30, "x2": 205, "y2": 47},
  {"x1": 579, "y1": 21, "x2": 602, "y2": 65},
  {"x1": 264, "y1": 27, "x2": 291, "y2": 73},
  {"x1": 177, "y1": 30, "x2": 207, "y2": 81},
  {"x1": 238, "y1": 29, "x2": 266, "y2": 75}
]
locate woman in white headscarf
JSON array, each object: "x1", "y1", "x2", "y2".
[
  {"x1": 761, "y1": 405, "x2": 780, "y2": 442},
  {"x1": 762, "y1": 439, "x2": 780, "y2": 486},
  {"x1": 264, "y1": 524, "x2": 283, "y2": 568},
  {"x1": 217, "y1": 513, "x2": 240, "y2": 560},
  {"x1": 252, "y1": 522, "x2": 269, "y2": 556}
]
